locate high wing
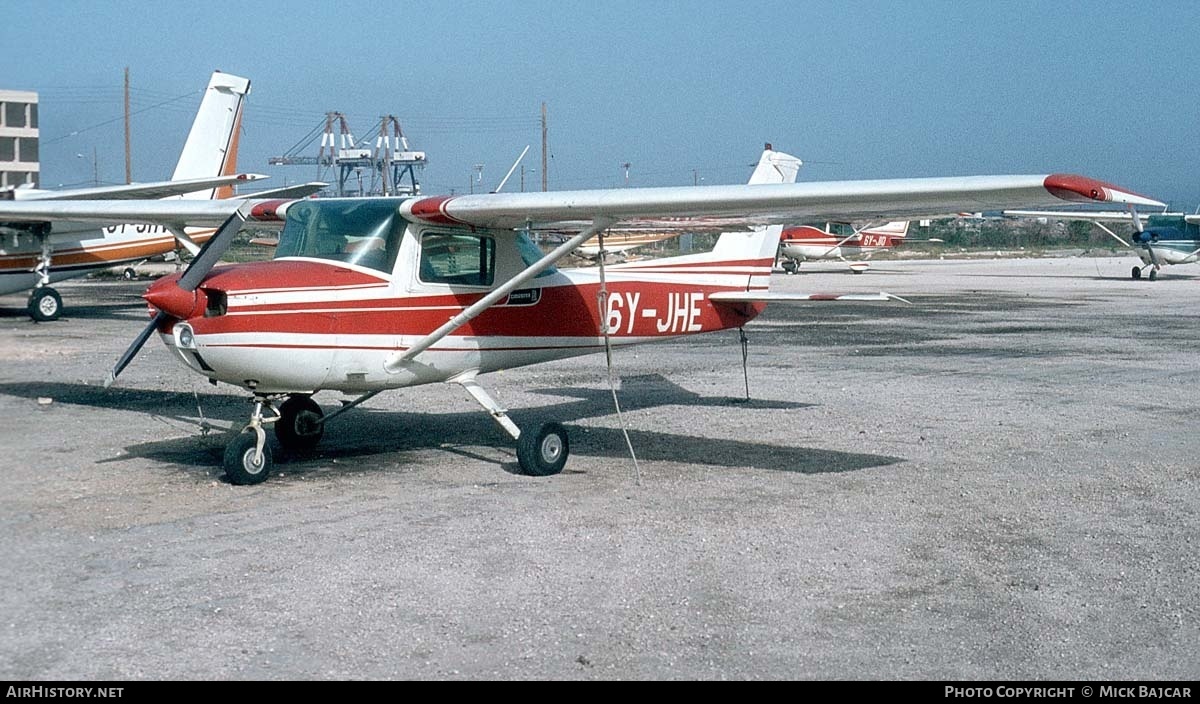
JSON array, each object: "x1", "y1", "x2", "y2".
[
  {"x1": 7, "y1": 174, "x2": 268, "y2": 201},
  {"x1": 0, "y1": 173, "x2": 1163, "y2": 233},
  {"x1": 401, "y1": 174, "x2": 1163, "y2": 230}
]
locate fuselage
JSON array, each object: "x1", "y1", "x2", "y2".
[
  {"x1": 778, "y1": 223, "x2": 904, "y2": 262},
  {"x1": 0, "y1": 222, "x2": 215, "y2": 296},
  {"x1": 1133, "y1": 217, "x2": 1200, "y2": 266},
  {"x1": 148, "y1": 198, "x2": 770, "y2": 395}
]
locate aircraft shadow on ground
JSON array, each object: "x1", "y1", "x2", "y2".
[{"x1": 0, "y1": 375, "x2": 901, "y2": 478}]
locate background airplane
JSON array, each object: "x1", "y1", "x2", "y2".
[
  {"x1": 1004, "y1": 208, "x2": 1200, "y2": 280},
  {"x1": 1, "y1": 71, "x2": 257, "y2": 321},
  {"x1": 777, "y1": 220, "x2": 912, "y2": 274}
]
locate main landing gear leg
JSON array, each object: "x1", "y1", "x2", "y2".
[
  {"x1": 223, "y1": 396, "x2": 281, "y2": 485},
  {"x1": 28, "y1": 236, "x2": 62, "y2": 322},
  {"x1": 456, "y1": 376, "x2": 569, "y2": 476}
]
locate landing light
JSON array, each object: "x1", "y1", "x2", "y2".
[{"x1": 175, "y1": 323, "x2": 196, "y2": 350}]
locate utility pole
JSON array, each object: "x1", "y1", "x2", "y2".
[
  {"x1": 540, "y1": 102, "x2": 548, "y2": 192},
  {"x1": 123, "y1": 67, "x2": 131, "y2": 184}
]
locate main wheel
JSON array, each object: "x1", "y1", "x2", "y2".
[
  {"x1": 782, "y1": 260, "x2": 799, "y2": 274},
  {"x1": 275, "y1": 395, "x2": 324, "y2": 453},
  {"x1": 27, "y1": 287, "x2": 62, "y2": 322},
  {"x1": 122, "y1": 267, "x2": 137, "y2": 280},
  {"x1": 223, "y1": 432, "x2": 274, "y2": 485},
  {"x1": 516, "y1": 422, "x2": 569, "y2": 476},
  {"x1": 1131, "y1": 266, "x2": 1142, "y2": 280}
]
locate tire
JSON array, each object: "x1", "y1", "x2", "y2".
[
  {"x1": 1131, "y1": 266, "x2": 1142, "y2": 280},
  {"x1": 223, "y1": 432, "x2": 273, "y2": 485},
  {"x1": 782, "y1": 260, "x2": 799, "y2": 274},
  {"x1": 275, "y1": 395, "x2": 324, "y2": 453},
  {"x1": 27, "y1": 288, "x2": 62, "y2": 322},
  {"x1": 122, "y1": 267, "x2": 137, "y2": 281},
  {"x1": 516, "y1": 422, "x2": 569, "y2": 476},
  {"x1": 1149, "y1": 269, "x2": 1158, "y2": 281}
]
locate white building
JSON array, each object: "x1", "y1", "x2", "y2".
[{"x1": 0, "y1": 89, "x2": 39, "y2": 190}]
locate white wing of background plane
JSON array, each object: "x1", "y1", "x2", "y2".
[
  {"x1": 7, "y1": 174, "x2": 268, "y2": 201},
  {"x1": 0, "y1": 173, "x2": 1163, "y2": 233}
]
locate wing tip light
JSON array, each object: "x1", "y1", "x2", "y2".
[{"x1": 1044, "y1": 174, "x2": 1163, "y2": 208}]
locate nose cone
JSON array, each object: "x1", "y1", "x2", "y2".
[{"x1": 144, "y1": 275, "x2": 205, "y2": 319}]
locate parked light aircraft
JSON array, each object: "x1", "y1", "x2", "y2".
[
  {"x1": 0, "y1": 71, "x2": 306, "y2": 321},
  {"x1": 777, "y1": 220, "x2": 912, "y2": 274},
  {"x1": 1004, "y1": 208, "x2": 1200, "y2": 280},
  {"x1": 0, "y1": 146, "x2": 1161, "y2": 483}
]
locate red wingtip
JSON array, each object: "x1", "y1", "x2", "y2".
[
  {"x1": 1043, "y1": 174, "x2": 1160, "y2": 206},
  {"x1": 407, "y1": 195, "x2": 469, "y2": 226}
]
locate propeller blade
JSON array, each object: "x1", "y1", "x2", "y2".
[
  {"x1": 105, "y1": 203, "x2": 251, "y2": 388},
  {"x1": 104, "y1": 310, "x2": 171, "y2": 388},
  {"x1": 177, "y1": 203, "x2": 251, "y2": 292}
]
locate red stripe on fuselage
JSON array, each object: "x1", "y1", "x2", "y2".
[{"x1": 188, "y1": 278, "x2": 765, "y2": 339}]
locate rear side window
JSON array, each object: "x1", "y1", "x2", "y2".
[{"x1": 419, "y1": 232, "x2": 495, "y2": 287}]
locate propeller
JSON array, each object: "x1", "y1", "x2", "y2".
[{"x1": 104, "y1": 204, "x2": 251, "y2": 388}]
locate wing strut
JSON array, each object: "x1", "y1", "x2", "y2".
[{"x1": 384, "y1": 217, "x2": 615, "y2": 371}]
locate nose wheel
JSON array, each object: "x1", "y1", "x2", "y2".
[{"x1": 222, "y1": 396, "x2": 282, "y2": 485}]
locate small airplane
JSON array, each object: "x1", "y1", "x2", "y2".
[
  {"x1": 1004, "y1": 207, "x2": 1200, "y2": 280},
  {"x1": 777, "y1": 220, "x2": 912, "y2": 274},
  {"x1": 0, "y1": 71, "x2": 317, "y2": 321},
  {"x1": 0, "y1": 145, "x2": 1161, "y2": 483}
]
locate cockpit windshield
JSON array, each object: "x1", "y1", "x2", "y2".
[{"x1": 275, "y1": 199, "x2": 407, "y2": 273}]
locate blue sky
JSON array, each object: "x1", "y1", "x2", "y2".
[{"x1": 5, "y1": 1, "x2": 1199, "y2": 206}]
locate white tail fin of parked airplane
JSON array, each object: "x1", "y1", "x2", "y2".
[
  {"x1": 171, "y1": 71, "x2": 249, "y2": 199},
  {"x1": 1, "y1": 71, "x2": 265, "y2": 321}
]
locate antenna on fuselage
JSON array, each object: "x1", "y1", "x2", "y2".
[{"x1": 492, "y1": 145, "x2": 530, "y2": 193}]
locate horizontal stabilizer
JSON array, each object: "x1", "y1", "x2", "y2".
[
  {"x1": 242, "y1": 182, "x2": 327, "y2": 200},
  {"x1": 709, "y1": 291, "x2": 910, "y2": 304}
]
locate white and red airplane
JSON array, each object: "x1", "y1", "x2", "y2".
[
  {"x1": 0, "y1": 71, "x2": 315, "y2": 321},
  {"x1": 0, "y1": 145, "x2": 1161, "y2": 483},
  {"x1": 777, "y1": 220, "x2": 912, "y2": 274}
]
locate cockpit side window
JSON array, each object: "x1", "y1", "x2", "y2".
[
  {"x1": 275, "y1": 199, "x2": 406, "y2": 273},
  {"x1": 418, "y1": 232, "x2": 496, "y2": 287}
]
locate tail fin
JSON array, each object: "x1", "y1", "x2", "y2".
[
  {"x1": 708, "y1": 145, "x2": 802, "y2": 262},
  {"x1": 170, "y1": 71, "x2": 250, "y2": 200},
  {"x1": 747, "y1": 143, "x2": 803, "y2": 185}
]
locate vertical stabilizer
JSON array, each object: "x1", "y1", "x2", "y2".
[
  {"x1": 170, "y1": 72, "x2": 250, "y2": 199},
  {"x1": 710, "y1": 146, "x2": 803, "y2": 262},
  {"x1": 747, "y1": 144, "x2": 803, "y2": 185}
]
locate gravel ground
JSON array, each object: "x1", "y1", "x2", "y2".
[{"x1": 0, "y1": 256, "x2": 1197, "y2": 680}]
